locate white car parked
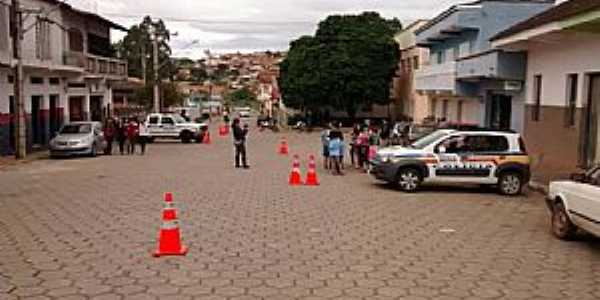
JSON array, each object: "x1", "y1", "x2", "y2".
[
  {"x1": 547, "y1": 165, "x2": 600, "y2": 239},
  {"x1": 144, "y1": 113, "x2": 207, "y2": 143}
]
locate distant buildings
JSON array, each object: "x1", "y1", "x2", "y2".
[{"x1": 0, "y1": 0, "x2": 127, "y2": 155}]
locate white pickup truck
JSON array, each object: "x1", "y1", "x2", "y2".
[{"x1": 144, "y1": 113, "x2": 208, "y2": 143}]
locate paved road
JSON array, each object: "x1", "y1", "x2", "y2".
[{"x1": 1, "y1": 127, "x2": 600, "y2": 300}]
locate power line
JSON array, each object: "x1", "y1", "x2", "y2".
[{"x1": 101, "y1": 12, "x2": 316, "y2": 26}]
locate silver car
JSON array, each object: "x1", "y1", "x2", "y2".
[{"x1": 49, "y1": 122, "x2": 107, "y2": 158}]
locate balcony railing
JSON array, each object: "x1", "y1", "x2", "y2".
[
  {"x1": 414, "y1": 61, "x2": 456, "y2": 92},
  {"x1": 456, "y1": 50, "x2": 526, "y2": 81},
  {"x1": 64, "y1": 51, "x2": 127, "y2": 77}
]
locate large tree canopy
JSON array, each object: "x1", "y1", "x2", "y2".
[
  {"x1": 114, "y1": 16, "x2": 175, "y2": 82},
  {"x1": 279, "y1": 12, "x2": 401, "y2": 118}
]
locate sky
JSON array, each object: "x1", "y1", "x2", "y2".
[{"x1": 68, "y1": 0, "x2": 485, "y2": 59}]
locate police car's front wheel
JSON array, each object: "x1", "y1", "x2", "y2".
[
  {"x1": 397, "y1": 168, "x2": 421, "y2": 193},
  {"x1": 498, "y1": 172, "x2": 523, "y2": 196}
]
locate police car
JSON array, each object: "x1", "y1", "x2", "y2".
[{"x1": 371, "y1": 129, "x2": 530, "y2": 195}]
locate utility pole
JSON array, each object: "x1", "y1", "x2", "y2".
[
  {"x1": 152, "y1": 31, "x2": 160, "y2": 113},
  {"x1": 11, "y1": 0, "x2": 26, "y2": 159}
]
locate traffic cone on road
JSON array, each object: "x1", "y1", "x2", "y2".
[
  {"x1": 289, "y1": 155, "x2": 303, "y2": 185},
  {"x1": 153, "y1": 193, "x2": 188, "y2": 257},
  {"x1": 279, "y1": 138, "x2": 289, "y2": 155},
  {"x1": 305, "y1": 155, "x2": 320, "y2": 186}
]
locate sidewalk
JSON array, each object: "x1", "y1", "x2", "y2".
[{"x1": 0, "y1": 151, "x2": 49, "y2": 170}]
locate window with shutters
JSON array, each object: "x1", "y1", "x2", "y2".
[
  {"x1": 35, "y1": 20, "x2": 52, "y2": 60},
  {"x1": 68, "y1": 29, "x2": 84, "y2": 52},
  {"x1": 0, "y1": 6, "x2": 8, "y2": 51}
]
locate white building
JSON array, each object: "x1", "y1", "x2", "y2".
[
  {"x1": 492, "y1": 0, "x2": 600, "y2": 178},
  {"x1": 0, "y1": 0, "x2": 127, "y2": 155}
]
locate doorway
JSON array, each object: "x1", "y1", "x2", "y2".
[
  {"x1": 49, "y1": 95, "x2": 59, "y2": 137},
  {"x1": 69, "y1": 96, "x2": 84, "y2": 121},
  {"x1": 31, "y1": 96, "x2": 43, "y2": 146},
  {"x1": 90, "y1": 96, "x2": 103, "y2": 122},
  {"x1": 9, "y1": 96, "x2": 15, "y2": 152},
  {"x1": 585, "y1": 74, "x2": 600, "y2": 166},
  {"x1": 489, "y1": 94, "x2": 512, "y2": 130}
]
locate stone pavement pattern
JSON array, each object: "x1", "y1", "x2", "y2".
[{"x1": 1, "y1": 127, "x2": 600, "y2": 300}]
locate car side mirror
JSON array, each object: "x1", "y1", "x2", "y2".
[{"x1": 570, "y1": 173, "x2": 586, "y2": 182}]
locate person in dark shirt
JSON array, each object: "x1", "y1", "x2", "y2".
[{"x1": 232, "y1": 118, "x2": 250, "y2": 169}]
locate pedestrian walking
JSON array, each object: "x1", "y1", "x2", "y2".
[
  {"x1": 329, "y1": 123, "x2": 344, "y2": 170},
  {"x1": 328, "y1": 125, "x2": 344, "y2": 175},
  {"x1": 126, "y1": 118, "x2": 138, "y2": 155},
  {"x1": 320, "y1": 124, "x2": 331, "y2": 169},
  {"x1": 380, "y1": 120, "x2": 390, "y2": 147},
  {"x1": 138, "y1": 120, "x2": 147, "y2": 155},
  {"x1": 350, "y1": 123, "x2": 360, "y2": 168},
  {"x1": 232, "y1": 118, "x2": 250, "y2": 169},
  {"x1": 103, "y1": 119, "x2": 115, "y2": 155},
  {"x1": 116, "y1": 119, "x2": 127, "y2": 155},
  {"x1": 357, "y1": 127, "x2": 370, "y2": 172}
]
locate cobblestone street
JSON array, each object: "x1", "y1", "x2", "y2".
[{"x1": 1, "y1": 127, "x2": 600, "y2": 300}]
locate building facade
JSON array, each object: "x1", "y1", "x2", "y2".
[
  {"x1": 393, "y1": 20, "x2": 430, "y2": 123},
  {"x1": 414, "y1": 0, "x2": 554, "y2": 130},
  {"x1": 492, "y1": 0, "x2": 600, "y2": 179},
  {"x1": 0, "y1": 0, "x2": 127, "y2": 156}
]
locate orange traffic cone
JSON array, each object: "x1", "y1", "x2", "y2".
[
  {"x1": 279, "y1": 138, "x2": 289, "y2": 155},
  {"x1": 153, "y1": 193, "x2": 188, "y2": 257},
  {"x1": 305, "y1": 155, "x2": 320, "y2": 186},
  {"x1": 203, "y1": 131, "x2": 211, "y2": 144},
  {"x1": 289, "y1": 155, "x2": 303, "y2": 185}
]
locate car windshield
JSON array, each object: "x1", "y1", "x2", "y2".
[
  {"x1": 410, "y1": 130, "x2": 450, "y2": 149},
  {"x1": 60, "y1": 124, "x2": 91, "y2": 134}
]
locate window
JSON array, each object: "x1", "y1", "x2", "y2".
[
  {"x1": 565, "y1": 74, "x2": 578, "y2": 127},
  {"x1": 149, "y1": 117, "x2": 159, "y2": 124},
  {"x1": 8, "y1": 75, "x2": 14, "y2": 83},
  {"x1": 413, "y1": 56, "x2": 419, "y2": 70},
  {"x1": 161, "y1": 117, "x2": 174, "y2": 125},
  {"x1": 436, "y1": 51, "x2": 445, "y2": 64},
  {"x1": 532, "y1": 75, "x2": 542, "y2": 121},
  {"x1": 30, "y1": 77, "x2": 43, "y2": 85},
  {"x1": 439, "y1": 135, "x2": 467, "y2": 154},
  {"x1": 465, "y1": 135, "x2": 509, "y2": 153},
  {"x1": 453, "y1": 46, "x2": 460, "y2": 60},
  {"x1": 0, "y1": 5, "x2": 8, "y2": 51},
  {"x1": 68, "y1": 29, "x2": 84, "y2": 52},
  {"x1": 469, "y1": 40, "x2": 475, "y2": 54},
  {"x1": 49, "y1": 77, "x2": 60, "y2": 85},
  {"x1": 35, "y1": 20, "x2": 51, "y2": 60},
  {"x1": 430, "y1": 98, "x2": 438, "y2": 117}
]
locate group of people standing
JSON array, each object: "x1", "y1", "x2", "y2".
[
  {"x1": 103, "y1": 118, "x2": 147, "y2": 156},
  {"x1": 321, "y1": 120, "x2": 391, "y2": 175}
]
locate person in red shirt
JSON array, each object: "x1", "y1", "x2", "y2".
[{"x1": 126, "y1": 118, "x2": 139, "y2": 155}]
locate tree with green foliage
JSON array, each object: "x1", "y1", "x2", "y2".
[
  {"x1": 279, "y1": 12, "x2": 401, "y2": 119},
  {"x1": 114, "y1": 16, "x2": 175, "y2": 81},
  {"x1": 133, "y1": 82, "x2": 184, "y2": 108},
  {"x1": 225, "y1": 88, "x2": 257, "y2": 107}
]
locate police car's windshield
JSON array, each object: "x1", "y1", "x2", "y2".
[{"x1": 410, "y1": 131, "x2": 450, "y2": 149}]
